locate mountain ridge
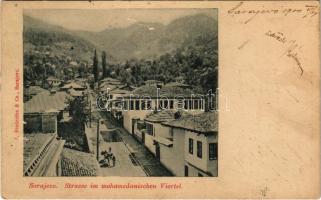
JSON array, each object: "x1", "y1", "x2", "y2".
[{"x1": 24, "y1": 13, "x2": 217, "y2": 62}]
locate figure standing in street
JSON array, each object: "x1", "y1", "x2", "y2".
[
  {"x1": 112, "y1": 155, "x2": 116, "y2": 167},
  {"x1": 107, "y1": 147, "x2": 112, "y2": 166}
]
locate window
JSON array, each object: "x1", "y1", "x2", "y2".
[
  {"x1": 146, "y1": 123, "x2": 154, "y2": 136},
  {"x1": 184, "y1": 100, "x2": 188, "y2": 109},
  {"x1": 163, "y1": 100, "x2": 168, "y2": 109},
  {"x1": 188, "y1": 138, "x2": 193, "y2": 154},
  {"x1": 141, "y1": 101, "x2": 146, "y2": 110},
  {"x1": 197, "y1": 141, "x2": 202, "y2": 158},
  {"x1": 209, "y1": 143, "x2": 218, "y2": 160},
  {"x1": 194, "y1": 100, "x2": 199, "y2": 109},
  {"x1": 146, "y1": 100, "x2": 152, "y2": 110},
  {"x1": 130, "y1": 100, "x2": 134, "y2": 110},
  {"x1": 135, "y1": 100, "x2": 140, "y2": 110},
  {"x1": 123, "y1": 100, "x2": 128, "y2": 110},
  {"x1": 169, "y1": 100, "x2": 174, "y2": 109}
]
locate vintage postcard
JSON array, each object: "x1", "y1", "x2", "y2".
[{"x1": 1, "y1": 1, "x2": 320, "y2": 199}]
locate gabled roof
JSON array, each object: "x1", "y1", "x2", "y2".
[
  {"x1": 109, "y1": 88, "x2": 130, "y2": 95},
  {"x1": 61, "y1": 148, "x2": 100, "y2": 176},
  {"x1": 118, "y1": 84, "x2": 136, "y2": 91},
  {"x1": 145, "y1": 110, "x2": 190, "y2": 123},
  {"x1": 162, "y1": 111, "x2": 218, "y2": 134},
  {"x1": 145, "y1": 110, "x2": 176, "y2": 123},
  {"x1": 100, "y1": 78, "x2": 122, "y2": 85},
  {"x1": 61, "y1": 82, "x2": 86, "y2": 90},
  {"x1": 68, "y1": 88, "x2": 84, "y2": 97},
  {"x1": 24, "y1": 91, "x2": 72, "y2": 113},
  {"x1": 24, "y1": 86, "x2": 47, "y2": 96}
]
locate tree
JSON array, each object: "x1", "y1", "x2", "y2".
[
  {"x1": 101, "y1": 51, "x2": 107, "y2": 78},
  {"x1": 67, "y1": 97, "x2": 88, "y2": 126},
  {"x1": 92, "y1": 49, "x2": 99, "y2": 82}
]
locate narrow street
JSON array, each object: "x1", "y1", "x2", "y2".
[
  {"x1": 86, "y1": 88, "x2": 145, "y2": 176},
  {"x1": 100, "y1": 112, "x2": 173, "y2": 176},
  {"x1": 86, "y1": 86, "x2": 173, "y2": 176}
]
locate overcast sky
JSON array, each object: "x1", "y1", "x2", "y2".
[{"x1": 24, "y1": 9, "x2": 217, "y2": 32}]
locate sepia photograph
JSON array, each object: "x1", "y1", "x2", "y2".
[{"x1": 23, "y1": 9, "x2": 219, "y2": 177}]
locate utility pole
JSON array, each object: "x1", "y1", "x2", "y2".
[
  {"x1": 89, "y1": 99, "x2": 92, "y2": 128},
  {"x1": 96, "y1": 119, "x2": 99, "y2": 161}
]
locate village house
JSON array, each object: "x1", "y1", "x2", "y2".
[
  {"x1": 47, "y1": 76, "x2": 63, "y2": 87},
  {"x1": 23, "y1": 90, "x2": 72, "y2": 176},
  {"x1": 67, "y1": 88, "x2": 85, "y2": 98},
  {"x1": 97, "y1": 78, "x2": 123, "y2": 93},
  {"x1": 164, "y1": 82, "x2": 192, "y2": 89},
  {"x1": 61, "y1": 81, "x2": 86, "y2": 91},
  {"x1": 121, "y1": 84, "x2": 205, "y2": 134},
  {"x1": 131, "y1": 110, "x2": 190, "y2": 176},
  {"x1": 24, "y1": 90, "x2": 72, "y2": 135},
  {"x1": 144, "y1": 80, "x2": 164, "y2": 87},
  {"x1": 23, "y1": 89, "x2": 98, "y2": 176},
  {"x1": 175, "y1": 76, "x2": 185, "y2": 84},
  {"x1": 23, "y1": 85, "x2": 47, "y2": 102},
  {"x1": 162, "y1": 112, "x2": 218, "y2": 177}
]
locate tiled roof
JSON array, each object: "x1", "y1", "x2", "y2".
[
  {"x1": 118, "y1": 84, "x2": 136, "y2": 91},
  {"x1": 67, "y1": 79, "x2": 87, "y2": 87},
  {"x1": 61, "y1": 148, "x2": 100, "y2": 176},
  {"x1": 145, "y1": 80, "x2": 163, "y2": 83},
  {"x1": 23, "y1": 133, "x2": 56, "y2": 172},
  {"x1": 145, "y1": 110, "x2": 188, "y2": 122},
  {"x1": 124, "y1": 85, "x2": 201, "y2": 98},
  {"x1": 109, "y1": 88, "x2": 129, "y2": 95},
  {"x1": 100, "y1": 78, "x2": 121, "y2": 85},
  {"x1": 162, "y1": 111, "x2": 218, "y2": 134},
  {"x1": 24, "y1": 86, "x2": 47, "y2": 96},
  {"x1": 61, "y1": 82, "x2": 85, "y2": 90},
  {"x1": 24, "y1": 91, "x2": 71, "y2": 113},
  {"x1": 165, "y1": 82, "x2": 191, "y2": 88},
  {"x1": 68, "y1": 88, "x2": 84, "y2": 97}
]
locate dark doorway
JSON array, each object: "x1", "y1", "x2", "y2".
[
  {"x1": 155, "y1": 142, "x2": 160, "y2": 160},
  {"x1": 142, "y1": 131, "x2": 145, "y2": 144},
  {"x1": 184, "y1": 165, "x2": 189, "y2": 176}
]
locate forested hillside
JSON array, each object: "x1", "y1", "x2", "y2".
[{"x1": 23, "y1": 13, "x2": 218, "y2": 92}]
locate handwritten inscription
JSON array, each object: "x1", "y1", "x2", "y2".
[
  {"x1": 265, "y1": 30, "x2": 304, "y2": 76},
  {"x1": 228, "y1": 2, "x2": 319, "y2": 24}
]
